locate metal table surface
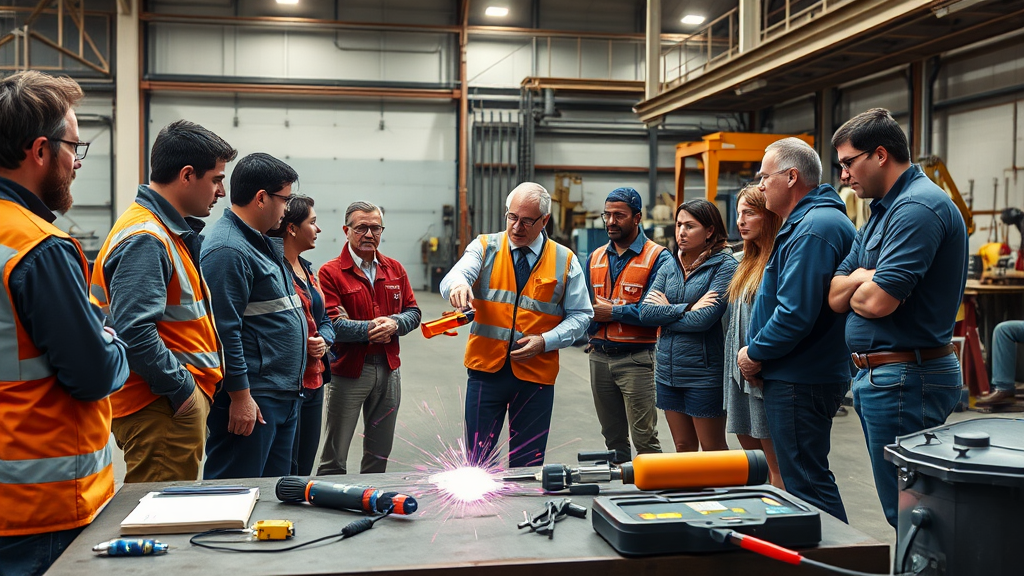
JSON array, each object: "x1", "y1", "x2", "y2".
[{"x1": 45, "y1": 474, "x2": 890, "y2": 576}]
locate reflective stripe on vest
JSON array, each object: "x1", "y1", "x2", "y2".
[
  {"x1": 464, "y1": 232, "x2": 571, "y2": 385},
  {"x1": 0, "y1": 444, "x2": 111, "y2": 484},
  {"x1": 0, "y1": 197, "x2": 114, "y2": 536},
  {"x1": 244, "y1": 294, "x2": 303, "y2": 316},
  {"x1": 91, "y1": 202, "x2": 222, "y2": 418},
  {"x1": 589, "y1": 240, "x2": 665, "y2": 344}
]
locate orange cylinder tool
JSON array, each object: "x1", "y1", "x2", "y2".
[
  {"x1": 420, "y1": 309, "x2": 474, "y2": 339},
  {"x1": 621, "y1": 450, "x2": 767, "y2": 490}
]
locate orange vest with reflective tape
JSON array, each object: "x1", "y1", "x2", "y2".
[
  {"x1": 0, "y1": 198, "x2": 114, "y2": 537},
  {"x1": 589, "y1": 240, "x2": 666, "y2": 344},
  {"x1": 91, "y1": 202, "x2": 222, "y2": 418},
  {"x1": 464, "y1": 233, "x2": 572, "y2": 385}
]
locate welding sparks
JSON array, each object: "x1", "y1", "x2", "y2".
[{"x1": 429, "y1": 466, "x2": 504, "y2": 503}]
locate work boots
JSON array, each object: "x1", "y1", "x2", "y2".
[{"x1": 975, "y1": 388, "x2": 1017, "y2": 407}]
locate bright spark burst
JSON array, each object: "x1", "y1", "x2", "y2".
[{"x1": 429, "y1": 466, "x2": 504, "y2": 503}]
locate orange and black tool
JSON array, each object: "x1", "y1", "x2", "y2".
[{"x1": 420, "y1": 309, "x2": 474, "y2": 339}]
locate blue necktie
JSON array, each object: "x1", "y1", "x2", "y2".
[{"x1": 514, "y1": 247, "x2": 531, "y2": 293}]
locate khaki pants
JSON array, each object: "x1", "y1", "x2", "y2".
[
  {"x1": 589, "y1": 349, "x2": 661, "y2": 461},
  {"x1": 111, "y1": 386, "x2": 210, "y2": 483},
  {"x1": 317, "y1": 359, "x2": 401, "y2": 475}
]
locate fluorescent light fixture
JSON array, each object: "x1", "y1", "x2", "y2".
[
  {"x1": 734, "y1": 78, "x2": 767, "y2": 96},
  {"x1": 276, "y1": 0, "x2": 299, "y2": 4},
  {"x1": 485, "y1": 6, "x2": 509, "y2": 17},
  {"x1": 681, "y1": 14, "x2": 706, "y2": 25},
  {"x1": 933, "y1": 0, "x2": 989, "y2": 18}
]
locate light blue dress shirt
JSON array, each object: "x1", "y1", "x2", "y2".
[{"x1": 440, "y1": 232, "x2": 594, "y2": 352}]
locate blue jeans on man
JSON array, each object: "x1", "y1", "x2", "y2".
[
  {"x1": 991, "y1": 320, "x2": 1024, "y2": 391},
  {"x1": 465, "y1": 363, "x2": 555, "y2": 469},
  {"x1": 852, "y1": 353, "x2": 962, "y2": 528},
  {"x1": 0, "y1": 526, "x2": 84, "y2": 576},
  {"x1": 762, "y1": 380, "x2": 848, "y2": 523},
  {"x1": 204, "y1": 392, "x2": 300, "y2": 479}
]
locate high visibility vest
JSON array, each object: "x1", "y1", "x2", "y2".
[
  {"x1": 0, "y1": 198, "x2": 114, "y2": 537},
  {"x1": 464, "y1": 233, "x2": 572, "y2": 385},
  {"x1": 91, "y1": 202, "x2": 222, "y2": 418},
  {"x1": 588, "y1": 240, "x2": 666, "y2": 344}
]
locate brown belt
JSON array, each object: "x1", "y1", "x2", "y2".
[{"x1": 851, "y1": 343, "x2": 956, "y2": 370}]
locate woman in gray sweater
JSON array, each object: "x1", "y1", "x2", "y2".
[
  {"x1": 724, "y1": 185, "x2": 784, "y2": 488},
  {"x1": 640, "y1": 199, "x2": 737, "y2": 453}
]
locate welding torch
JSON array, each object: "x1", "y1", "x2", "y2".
[{"x1": 503, "y1": 450, "x2": 769, "y2": 493}]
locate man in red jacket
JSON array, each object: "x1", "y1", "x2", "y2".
[{"x1": 317, "y1": 201, "x2": 420, "y2": 474}]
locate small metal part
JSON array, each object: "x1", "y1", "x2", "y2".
[{"x1": 252, "y1": 520, "x2": 295, "y2": 540}]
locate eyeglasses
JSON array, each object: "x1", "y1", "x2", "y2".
[
  {"x1": 754, "y1": 167, "x2": 793, "y2": 183},
  {"x1": 267, "y1": 192, "x2": 292, "y2": 202},
  {"x1": 54, "y1": 139, "x2": 89, "y2": 161},
  {"x1": 506, "y1": 211, "x2": 542, "y2": 229},
  {"x1": 601, "y1": 211, "x2": 633, "y2": 222},
  {"x1": 350, "y1": 224, "x2": 385, "y2": 237},
  {"x1": 838, "y1": 150, "x2": 871, "y2": 172}
]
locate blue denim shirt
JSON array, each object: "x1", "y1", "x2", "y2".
[
  {"x1": 1, "y1": 177, "x2": 128, "y2": 401},
  {"x1": 201, "y1": 209, "x2": 306, "y2": 397},
  {"x1": 584, "y1": 229, "x2": 672, "y2": 352},
  {"x1": 835, "y1": 165, "x2": 968, "y2": 352},
  {"x1": 747, "y1": 184, "x2": 856, "y2": 384}
]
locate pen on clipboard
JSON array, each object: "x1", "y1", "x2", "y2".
[{"x1": 157, "y1": 486, "x2": 253, "y2": 496}]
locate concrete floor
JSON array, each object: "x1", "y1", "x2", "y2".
[{"x1": 109, "y1": 289, "x2": 1014, "y2": 550}]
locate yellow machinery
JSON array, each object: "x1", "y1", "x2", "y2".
[
  {"x1": 918, "y1": 156, "x2": 975, "y2": 236},
  {"x1": 674, "y1": 132, "x2": 815, "y2": 208},
  {"x1": 550, "y1": 172, "x2": 586, "y2": 242}
]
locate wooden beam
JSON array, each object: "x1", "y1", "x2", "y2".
[{"x1": 28, "y1": 30, "x2": 107, "y2": 74}]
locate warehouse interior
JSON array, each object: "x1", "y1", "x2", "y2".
[{"x1": 3, "y1": 0, "x2": 1024, "y2": 571}]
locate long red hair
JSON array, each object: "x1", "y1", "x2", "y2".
[{"x1": 727, "y1": 186, "x2": 782, "y2": 303}]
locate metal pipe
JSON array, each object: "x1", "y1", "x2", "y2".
[
  {"x1": 458, "y1": 0, "x2": 469, "y2": 252},
  {"x1": 933, "y1": 82, "x2": 1024, "y2": 111},
  {"x1": 140, "y1": 79, "x2": 458, "y2": 100},
  {"x1": 921, "y1": 56, "x2": 941, "y2": 157},
  {"x1": 648, "y1": 124, "x2": 658, "y2": 208}
]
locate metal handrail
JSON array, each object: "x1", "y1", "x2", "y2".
[{"x1": 659, "y1": 0, "x2": 851, "y2": 90}]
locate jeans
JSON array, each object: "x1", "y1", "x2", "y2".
[
  {"x1": 0, "y1": 526, "x2": 84, "y2": 576},
  {"x1": 465, "y1": 363, "x2": 555, "y2": 468},
  {"x1": 204, "y1": 392, "x2": 300, "y2": 479},
  {"x1": 292, "y1": 385, "x2": 324, "y2": 476},
  {"x1": 852, "y1": 353, "x2": 962, "y2": 528},
  {"x1": 991, "y1": 320, "x2": 1024, "y2": 391},
  {"x1": 762, "y1": 379, "x2": 848, "y2": 523},
  {"x1": 589, "y1": 349, "x2": 661, "y2": 462}
]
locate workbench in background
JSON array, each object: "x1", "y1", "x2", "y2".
[
  {"x1": 960, "y1": 280, "x2": 1024, "y2": 397},
  {"x1": 46, "y1": 475, "x2": 889, "y2": 576}
]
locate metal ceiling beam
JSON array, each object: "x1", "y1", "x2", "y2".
[
  {"x1": 140, "y1": 80, "x2": 460, "y2": 101},
  {"x1": 635, "y1": 0, "x2": 935, "y2": 123}
]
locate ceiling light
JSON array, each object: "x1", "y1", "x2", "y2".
[
  {"x1": 276, "y1": 0, "x2": 299, "y2": 4},
  {"x1": 734, "y1": 79, "x2": 767, "y2": 96},
  {"x1": 681, "y1": 15, "x2": 705, "y2": 25},
  {"x1": 485, "y1": 6, "x2": 509, "y2": 17}
]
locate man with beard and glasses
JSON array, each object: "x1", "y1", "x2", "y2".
[
  {"x1": 0, "y1": 71, "x2": 129, "y2": 576},
  {"x1": 91, "y1": 121, "x2": 236, "y2": 483},
  {"x1": 584, "y1": 187, "x2": 670, "y2": 463}
]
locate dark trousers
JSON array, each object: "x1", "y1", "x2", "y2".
[
  {"x1": 204, "y1": 391, "x2": 300, "y2": 479},
  {"x1": 465, "y1": 363, "x2": 555, "y2": 469},
  {"x1": 762, "y1": 379, "x2": 848, "y2": 523},
  {"x1": 292, "y1": 385, "x2": 324, "y2": 476},
  {"x1": 0, "y1": 526, "x2": 84, "y2": 576}
]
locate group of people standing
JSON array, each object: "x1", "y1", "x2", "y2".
[
  {"x1": 0, "y1": 71, "x2": 421, "y2": 576},
  {"x1": 582, "y1": 111, "x2": 967, "y2": 531},
  {"x1": 0, "y1": 67, "x2": 969, "y2": 576}
]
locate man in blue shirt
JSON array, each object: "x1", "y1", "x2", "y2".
[
  {"x1": 201, "y1": 153, "x2": 307, "y2": 479},
  {"x1": 442, "y1": 182, "x2": 593, "y2": 468},
  {"x1": 737, "y1": 137, "x2": 855, "y2": 523},
  {"x1": 829, "y1": 108, "x2": 968, "y2": 529},
  {"x1": 584, "y1": 188, "x2": 670, "y2": 463}
]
